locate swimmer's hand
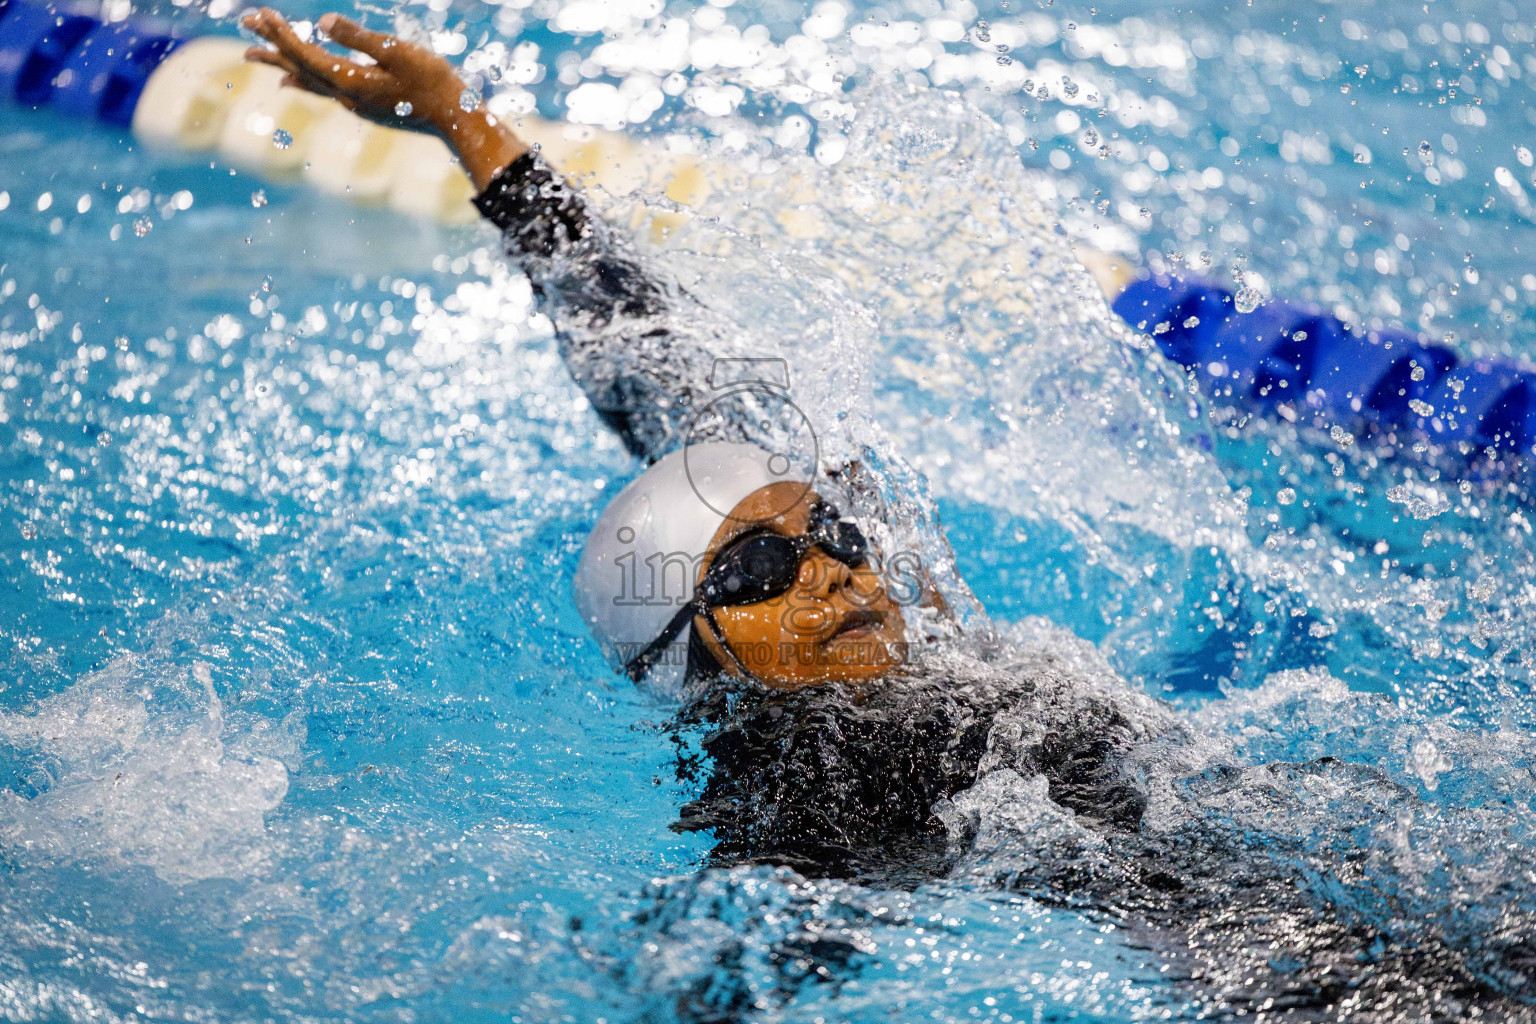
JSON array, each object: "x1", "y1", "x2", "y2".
[{"x1": 242, "y1": 8, "x2": 528, "y2": 189}]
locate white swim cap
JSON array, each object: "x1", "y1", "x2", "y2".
[{"x1": 574, "y1": 442, "x2": 811, "y2": 692}]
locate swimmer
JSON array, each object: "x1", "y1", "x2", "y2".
[
  {"x1": 240, "y1": 6, "x2": 1153, "y2": 851},
  {"x1": 239, "y1": 0, "x2": 1160, "y2": 889},
  {"x1": 241, "y1": 13, "x2": 1536, "y2": 1018}
]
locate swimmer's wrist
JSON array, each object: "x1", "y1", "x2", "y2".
[{"x1": 431, "y1": 106, "x2": 531, "y2": 191}]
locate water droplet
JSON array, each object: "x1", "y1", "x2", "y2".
[
  {"x1": 1182, "y1": 315, "x2": 1200, "y2": 328},
  {"x1": 394, "y1": 100, "x2": 414, "y2": 117},
  {"x1": 1409, "y1": 736, "x2": 1451, "y2": 790},
  {"x1": 1519, "y1": 146, "x2": 1534, "y2": 167},
  {"x1": 1410, "y1": 364, "x2": 1426, "y2": 381},
  {"x1": 250, "y1": 189, "x2": 267, "y2": 208},
  {"x1": 1409, "y1": 398, "x2": 1434, "y2": 416},
  {"x1": 995, "y1": 43, "x2": 1010, "y2": 53},
  {"x1": 1417, "y1": 140, "x2": 1433, "y2": 165},
  {"x1": 1354, "y1": 64, "x2": 1369, "y2": 77},
  {"x1": 272, "y1": 128, "x2": 293, "y2": 150},
  {"x1": 96, "y1": 431, "x2": 112, "y2": 447},
  {"x1": 1330, "y1": 425, "x2": 1355, "y2": 447},
  {"x1": 133, "y1": 217, "x2": 152, "y2": 237},
  {"x1": 114, "y1": 335, "x2": 129, "y2": 350},
  {"x1": 1022, "y1": 79, "x2": 1034, "y2": 92},
  {"x1": 459, "y1": 88, "x2": 480, "y2": 112},
  {"x1": 1234, "y1": 285, "x2": 1261, "y2": 313},
  {"x1": 1198, "y1": 250, "x2": 1212, "y2": 266},
  {"x1": 974, "y1": 19, "x2": 990, "y2": 41},
  {"x1": 1469, "y1": 574, "x2": 1496, "y2": 601},
  {"x1": 1354, "y1": 150, "x2": 1369, "y2": 164},
  {"x1": 1082, "y1": 127, "x2": 1099, "y2": 147},
  {"x1": 996, "y1": 55, "x2": 1012, "y2": 65},
  {"x1": 1061, "y1": 76, "x2": 1079, "y2": 98},
  {"x1": 1277, "y1": 487, "x2": 1297, "y2": 505},
  {"x1": 19, "y1": 522, "x2": 35, "y2": 540}
]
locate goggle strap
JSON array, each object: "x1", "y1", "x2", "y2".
[{"x1": 622, "y1": 601, "x2": 700, "y2": 681}]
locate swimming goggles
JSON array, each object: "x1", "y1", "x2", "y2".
[{"x1": 623, "y1": 503, "x2": 869, "y2": 681}]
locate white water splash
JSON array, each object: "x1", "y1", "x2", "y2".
[{"x1": 0, "y1": 658, "x2": 292, "y2": 883}]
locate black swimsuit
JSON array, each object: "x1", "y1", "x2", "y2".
[{"x1": 672, "y1": 663, "x2": 1151, "y2": 885}]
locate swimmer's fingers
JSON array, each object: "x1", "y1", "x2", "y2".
[
  {"x1": 242, "y1": 8, "x2": 306, "y2": 54},
  {"x1": 243, "y1": 45, "x2": 291, "y2": 73},
  {"x1": 244, "y1": 44, "x2": 348, "y2": 102},
  {"x1": 244, "y1": 45, "x2": 305, "y2": 82},
  {"x1": 242, "y1": 7, "x2": 471, "y2": 134},
  {"x1": 243, "y1": 8, "x2": 371, "y2": 93},
  {"x1": 316, "y1": 13, "x2": 400, "y2": 68}
]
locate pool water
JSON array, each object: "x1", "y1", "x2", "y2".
[{"x1": 3, "y1": 0, "x2": 1536, "y2": 1020}]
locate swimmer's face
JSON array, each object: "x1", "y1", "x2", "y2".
[{"x1": 695, "y1": 482, "x2": 907, "y2": 691}]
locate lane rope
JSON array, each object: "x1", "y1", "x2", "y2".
[{"x1": 1114, "y1": 276, "x2": 1535, "y2": 457}]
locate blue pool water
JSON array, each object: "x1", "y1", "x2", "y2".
[{"x1": 4, "y1": 0, "x2": 1536, "y2": 1020}]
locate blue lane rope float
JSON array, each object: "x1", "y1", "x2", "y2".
[
  {"x1": 1114, "y1": 275, "x2": 1536, "y2": 458},
  {"x1": 0, "y1": 0, "x2": 99, "y2": 105},
  {"x1": 50, "y1": 18, "x2": 183, "y2": 125},
  {"x1": 4, "y1": 0, "x2": 1535, "y2": 465},
  {"x1": 0, "y1": 0, "x2": 179, "y2": 119}
]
